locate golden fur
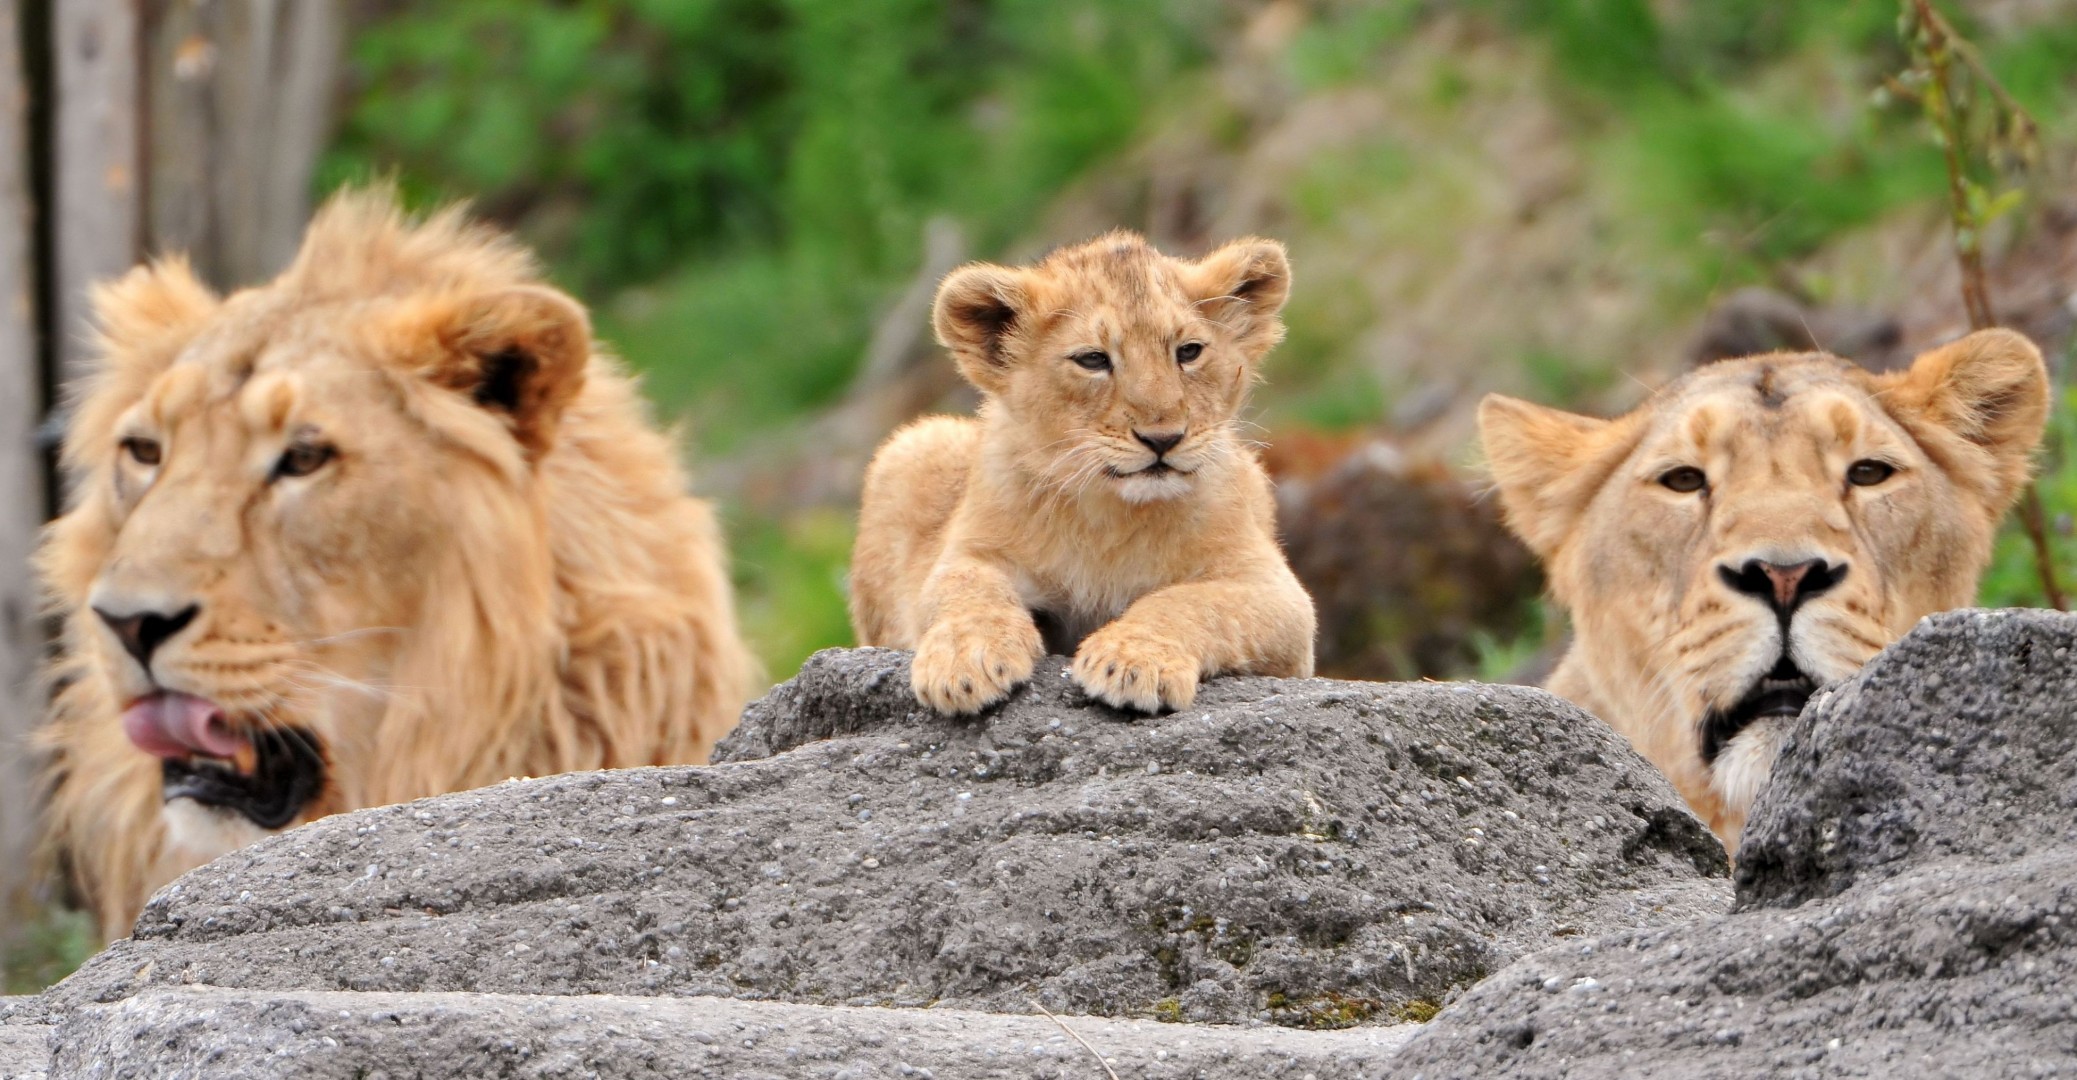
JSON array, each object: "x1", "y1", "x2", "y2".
[
  {"x1": 40, "y1": 190, "x2": 756, "y2": 937},
  {"x1": 1481, "y1": 329, "x2": 2049, "y2": 851},
  {"x1": 850, "y1": 232, "x2": 1316, "y2": 714}
]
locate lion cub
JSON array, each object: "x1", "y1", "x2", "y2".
[{"x1": 850, "y1": 232, "x2": 1317, "y2": 714}]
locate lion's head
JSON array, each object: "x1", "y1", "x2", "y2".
[
  {"x1": 42, "y1": 191, "x2": 754, "y2": 934},
  {"x1": 1481, "y1": 329, "x2": 2050, "y2": 849},
  {"x1": 931, "y1": 231, "x2": 1290, "y2": 505}
]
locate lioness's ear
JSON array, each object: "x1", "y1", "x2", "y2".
[
  {"x1": 1185, "y1": 238, "x2": 1291, "y2": 357},
  {"x1": 1479, "y1": 394, "x2": 1641, "y2": 560},
  {"x1": 1877, "y1": 327, "x2": 2049, "y2": 510},
  {"x1": 933, "y1": 264, "x2": 1027, "y2": 394},
  {"x1": 88, "y1": 257, "x2": 219, "y2": 377},
  {"x1": 430, "y1": 285, "x2": 591, "y2": 455}
]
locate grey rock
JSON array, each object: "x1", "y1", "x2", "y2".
[
  {"x1": 0, "y1": 1026, "x2": 47, "y2": 1080},
  {"x1": 50, "y1": 986, "x2": 1417, "y2": 1079},
  {"x1": 45, "y1": 649, "x2": 1725, "y2": 1037},
  {"x1": 1393, "y1": 609, "x2": 2077, "y2": 1079}
]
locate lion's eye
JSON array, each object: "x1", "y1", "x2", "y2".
[
  {"x1": 1175, "y1": 342, "x2": 1204, "y2": 364},
  {"x1": 274, "y1": 443, "x2": 335, "y2": 480},
  {"x1": 1659, "y1": 466, "x2": 1707, "y2": 493},
  {"x1": 121, "y1": 437, "x2": 162, "y2": 467},
  {"x1": 1847, "y1": 459, "x2": 1896, "y2": 487},
  {"x1": 1071, "y1": 351, "x2": 1112, "y2": 372}
]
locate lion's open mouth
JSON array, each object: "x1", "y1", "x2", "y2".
[
  {"x1": 1701, "y1": 655, "x2": 1815, "y2": 764},
  {"x1": 125, "y1": 692, "x2": 326, "y2": 830}
]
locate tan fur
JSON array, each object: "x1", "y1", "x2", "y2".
[
  {"x1": 40, "y1": 190, "x2": 756, "y2": 937},
  {"x1": 1481, "y1": 330, "x2": 2049, "y2": 852},
  {"x1": 851, "y1": 232, "x2": 1316, "y2": 714}
]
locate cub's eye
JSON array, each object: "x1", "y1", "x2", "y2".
[
  {"x1": 1847, "y1": 459, "x2": 1896, "y2": 487},
  {"x1": 274, "y1": 443, "x2": 335, "y2": 480},
  {"x1": 1658, "y1": 466, "x2": 1707, "y2": 493},
  {"x1": 1175, "y1": 342, "x2": 1204, "y2": 364},
  {"x1": 121, "y1": 437, "x2": 162, "y2": 467},
  {"x1": 1071, "y1": 350, "x2": 1112, "y2": 372}
]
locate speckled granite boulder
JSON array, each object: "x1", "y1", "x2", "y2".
[
  {"x1": 1393, "y1": 609, "x2": 2077, "y2": 1079},
  {"x1": 41, "y1": 649, "x2": 1724, "y2": 1046}
]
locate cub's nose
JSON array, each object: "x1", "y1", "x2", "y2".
[
  {"x1": 1718, "y1": 558, "x2": 1847, "y2": 616},
  {"x1": 1134, "y1": 429, "x2": 1185, "y2": 457},
  {"x1": 93, "y1": 603, "x2": 201, "y2": 671}
]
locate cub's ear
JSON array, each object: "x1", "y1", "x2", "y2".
[
  {"x1": 932, "y1": 263, "x2": 1027, "y2": 394},
  {"x1": 1876, "y1": 327, "x2": 2050, "y2": 510},
  {"x1": 1479, "y1": 394, "x2": 1640, "y2": 561},
  {"x1": 1185, "y1": 238, "x2": 1291, "y2": 358},
  {"x1": 427, "y1": 285, "x2": 591, "y2": 456},
  {"x1": 88, "y1": 257, "x2": 220, "y2": 378}
]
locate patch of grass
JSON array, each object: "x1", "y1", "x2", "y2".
[
  {"x1": 3, "y1": 906, "x2": 96, "y2": 994},
  {"x1": 729, "y1": 506, "x2": 857, "y2": 685}
]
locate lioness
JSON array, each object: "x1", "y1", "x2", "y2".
[
  {"x1": 850, "y1": 232, "x2": 1316, "y2": 714},
  {"x1": 42, "y1": 190, "x2": 757, "y2": 936},
  {"x1": 1481, "y1": 329, "x2": 2049, "y2": 851}
]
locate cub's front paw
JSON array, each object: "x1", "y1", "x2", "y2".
[
  {"x1": 911, "y1": 620, "x2": 1040, "y2": 715},
  {"x1": 1071, "y1": 629, "x2": 1200, "y2": 713}
]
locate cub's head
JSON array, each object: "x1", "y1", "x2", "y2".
[
  {"x1": 1481, "y1": 330, "x2": 2049, "y2": 843},
  {"x1": 932, "y1": 231, "x2": 1290, "y2": 504},
  {"x1": 44, "y1": 190, "x2": 590, "y2": 848}
]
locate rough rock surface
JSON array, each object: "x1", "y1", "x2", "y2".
[
  {"x1": 42, "y1": 650, "x2": 1723, "y2": 1041},
  {"x1": 1393, "y1": 609, "x2": 2077, "y2": 1078},
  {"x1": 50, "y1": 986, "x2": 1416, "y2": 1079}
]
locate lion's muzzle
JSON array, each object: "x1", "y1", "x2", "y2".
[{"x1": 124, "y1": 690, "x2": 327, "y2": 832}]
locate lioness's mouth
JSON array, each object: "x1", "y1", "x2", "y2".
[
  {"x1": 1107, "y1": 461, "x2": 1188, "y2": 478},
  {"x1": 1701, "y1": 655, "x2": 1815, "y2": 764},
  {"x1": 124, "y1": 692, "x2": 327, "y2": 830}
]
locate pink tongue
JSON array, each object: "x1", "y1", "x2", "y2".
[{"x1": 121, "y1": 692, "x2": 244, "y2": 760}]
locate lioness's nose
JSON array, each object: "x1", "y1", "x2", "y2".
[
  {"x1": 1719, "y1": 559, "x2": 1846, "y2": 616},
  {"x1": 94, "y1": 603, "x2": 201, "y2": 672},
  {"x1": 1134, "y1": 429, "x2": 1184, "y2": 457}
]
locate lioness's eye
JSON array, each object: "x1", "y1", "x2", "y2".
[
  {"x1": 1659, "y1": 466, "x2": 1706, "y2": 493},
  {"x1": 274, "y1": 443, "x2": 335, "y2": 480},
  {"x1": 1071, "y1": 351, "x2": 1112, "y2": 372},
  {"x1": 1175, "y1": 342, "x2": 1204, "y2": 364},
  {"x1": 121, "y1": 437, "x2": 162, "y2": 467},
  {"x1": 1847, "y1": 459, "x2": 1896, "y2": 487}
]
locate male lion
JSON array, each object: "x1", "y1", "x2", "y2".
[
  {"x1": 1481, "y1": 329, "x2": 2049, "y2": 851},
  {"x1": 41, "y1": 190, "x2": 757, "y2": 937},
  {"x1": 850, "y1": 232, "x2": 1316, "y2": 714}
]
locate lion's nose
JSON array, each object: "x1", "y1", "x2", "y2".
[
  {"x1": 1134, "y1": 429, "x2": 1185, "y2": 457},
  {"x1": 93, "y1": 603, "x2": 201, "y2": 671},
  {"x1": 1718, "y1": 558, "x2": 1846, "y2": 616}
]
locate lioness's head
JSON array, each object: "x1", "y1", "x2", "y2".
[
  {"x1": 932, "y1": 231, "x2": 1290, "y2": 505},
  {"x1": 44, "y1": 191, "x2": 593, "y2": 850},
  {"x1": 1481, "y1": 329, "x2": 2049, "y2": 847}
]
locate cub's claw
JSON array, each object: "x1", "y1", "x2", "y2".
[
  {"x1": 911, "y1": 621, "x2": 1040, "y2": 715},
  {"x1": 1071, "y1": 630, "x2": 1199, "y2": 713}
]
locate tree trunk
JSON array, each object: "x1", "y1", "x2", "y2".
[
  {"x1": 52, "y1": 0, "x2": 142, "y2": 386},
  {"x1": 0, "y1": 0, "x2": 49, "y2": 942},
  {"x1": 146, "y1": 0, "x2": 343, "y2": 287}
]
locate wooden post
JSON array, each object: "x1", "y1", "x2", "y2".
[
  {"x1": 0, "y1": 0, "x2": 48, "y2": 938},
  {"x1": 52, "y1": 0, "x2": 141, "y2": 385},
  {"x1": 146, "y1": 0, "x2": 342, "y2": 287}
]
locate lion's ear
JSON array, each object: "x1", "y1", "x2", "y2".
[
  {"x1": 1878, "y1": 328, "x2": 2050, "y2": 510},
  {"x1": 88, "y1": 257, "x2": 219, "y2": 377},
  {"x1": 933, "y1": 263, "x2": 1027, "y2": 394},
  {"x1": 1479, "y1": 394, "x2": 1640, "y2": 560},
  {"x1": 429, "y1": 285, "x2": 591, "y2": 455},
  {"x1": 1185, "y1": 238, "x2": 1291, "y2": 358}
]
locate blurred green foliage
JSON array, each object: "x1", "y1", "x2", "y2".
[
  {"x1": 320, "y1": 0, "x2": 2077, "y2": 682},
  {"x1": 2, "y1": 907, "x2": 95, "y2": 995}
]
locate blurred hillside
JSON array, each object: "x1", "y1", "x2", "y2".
[{"x1": 322, "y1": 0, "x2": 2077, "y2": 684}]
